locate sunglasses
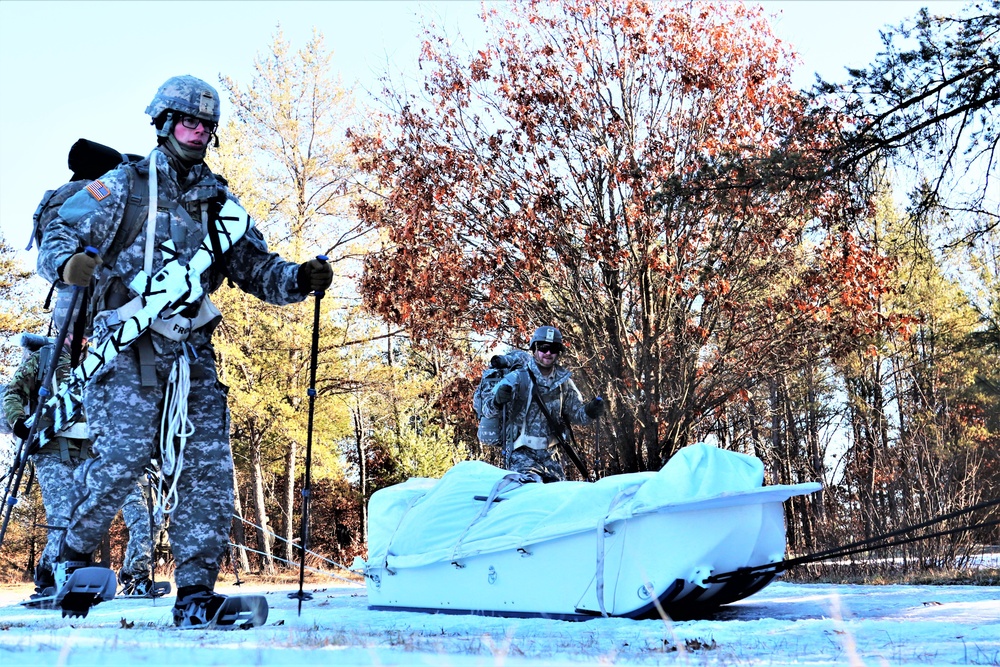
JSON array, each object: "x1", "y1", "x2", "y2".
[
  {"x1": 535, "y1": 344, "x2": 562, "y2": 354},
  {"x1": 178, "y1": 114, "x2": 217, "y2": 133}
]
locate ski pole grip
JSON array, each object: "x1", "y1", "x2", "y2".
[
  {"x1": 314, "y1": 254, "x2": 328, "y2": 297},
  {"x1": 84, "y1": 246, "x2": 99, "y2": 258}
]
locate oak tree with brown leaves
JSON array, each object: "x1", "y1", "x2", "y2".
[{"x1": 349, "y1": 0, "x2": 904, "y2": 471}]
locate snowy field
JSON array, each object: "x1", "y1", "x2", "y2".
[{"x1": 0, "y1": 579, "x2": 997, "y2": 666}]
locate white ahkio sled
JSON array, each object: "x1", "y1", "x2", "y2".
[{"x1": 355, "y1": 443, "x2": 821, "y2": 620}]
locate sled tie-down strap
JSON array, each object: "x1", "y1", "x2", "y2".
[
  {"x1": 594, "y1": 484, "x2": 642, "y2": 617},
  {"x1": 450, "y1": 472, "x2": 541, "y2": 566},
  {"x1": 379, "y1": 494, "x2": 425, "y2": 575}
]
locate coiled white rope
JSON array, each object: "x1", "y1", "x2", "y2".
[{"x1": 157, "y1": 345, "x2": 195, "y2": 518}]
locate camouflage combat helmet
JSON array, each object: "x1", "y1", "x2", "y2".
[
  {"x1": 145, "y1": 75, "x2": 220, "y2": 138},
  {"x1": 529, "y1": 326, "x2": 563, "y2": 351}
]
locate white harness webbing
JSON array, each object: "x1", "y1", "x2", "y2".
[
  {"x1": 512, "y1": 382, "x2": 548, "y2": 450},
  {"x1": 157, "y1": 345, "x2": 195, "y2": 517},
  {"x1": 47, "y1": 371, "x2": 90, "y2": 439},
  {"x1": 144, "y1": 150, "x2": 158, "y2": 275}
]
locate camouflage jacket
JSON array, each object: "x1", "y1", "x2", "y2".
[
  {"x1": 2, "y1": 345, "x2": 89, "y2": 458},
  {"x1": 37, "y1": 147, "x2": 306, "y2": 349},
  {"x1": 483, "y1": 357, "x2": 593, "y2": 447}
]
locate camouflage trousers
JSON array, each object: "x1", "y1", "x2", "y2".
[
  {"x1": 120, "y1": 482, "x2": 160, "y2": 579},
  {"x1": 68, "y1": 338, "x2": 233, "y2": 590},
  {"x1": 509, "y1": 446, "x2": 566, "y2": 482},
  {"x1": 33, "y1": 454, "x2": 156, "y2": 583},
  {"x1": 32, "y1": 453, "x2": 78, "y2": 585}
]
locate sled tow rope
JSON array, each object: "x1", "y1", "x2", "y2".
[{"x1": 707, "y1": 496, "x2": 1000, "y2": 584}]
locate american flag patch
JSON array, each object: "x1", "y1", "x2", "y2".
[{"x1": 86, "y1": 180, "x2": 111, "y2": 201}]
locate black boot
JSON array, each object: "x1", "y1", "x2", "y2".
[
  {"x1": 172, "y1": 585, "x2": 227, "y2": 627},
  {"x1": 33, "y1": 563, "x2": 55, "y2": 597},
  {"x1": 121, "y1": 572, "x2": 154, "y2": 597},
  {"x1": 53, "y1": 544, "x2": 92, "y2": 592}
]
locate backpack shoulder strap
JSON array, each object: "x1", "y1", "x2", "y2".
[
  {"x1": 28, "y1": 190, "x2": 58, "y2": 251},
  {"x1": 35, "y1": 345, "x2": 53, "y2": 388},
  {"x1": 82, "y1": 165, "x2": 148, "y2": 335},
  {"x1": 103, "y1": 164, "x2": 148, "y2": 270}
]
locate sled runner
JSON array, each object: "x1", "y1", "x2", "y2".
[{"x1": 358, "y1": 443, "x2": 821, "y2": 619}]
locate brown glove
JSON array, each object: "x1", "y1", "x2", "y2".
[{"x1": 61, "y1": 251, "x2": 102, "y2": 287}]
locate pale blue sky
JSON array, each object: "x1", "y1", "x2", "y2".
[{"x1": 0, "y1": 0, "x2": 967, "y2": 265}]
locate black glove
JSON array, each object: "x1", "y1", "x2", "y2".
[
  {"x1": 61, "y1": 251, "x2": 102, "y2": 287},
  {"x1": 494, "y1": 383, "x2": 514, "y2": 405},
  {"x1": 297, "y1": 258, "x2": 333, "y2": 293},
  {"x1": 13, "y1": 418, "x2": 31, "y2": 440},
  {"x1": 584, "y1": 397, "x2": 605, "y2": 419}
]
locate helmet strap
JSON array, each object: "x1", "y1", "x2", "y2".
[{"x1": 154, "y1": 111, "x2": 176, "y2": 139}]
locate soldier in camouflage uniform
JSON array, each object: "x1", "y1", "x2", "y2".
[
  {"x1": 482, "y1": 326, "x2": 605, "y2": 482},
  {"x1": 37, "y1": 74, "x2": 333, "y2": 626},
  {"x1": 2, "y1": 327, "x2": 159, "y2": 599},
  {"x1": 116, "y1": 476, "x2": 162, "y2": 596}
]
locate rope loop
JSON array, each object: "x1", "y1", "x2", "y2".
[{"x1": 157, "y1": 343, "x2": 195, "y2": 516}]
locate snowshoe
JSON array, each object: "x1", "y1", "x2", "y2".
[
  {"x1": 119, "y1": 573, "x2": 171, "y2": 598},
  {"x1": 53, "y1": 564, "x2": 117, "y2": 618},
  {"x1": 208, "y1": 595, "x2": 269, "y2": 629},
  {"x1": 19, "y1": 586, "x2": 56, "y2": 609},
  {"x1": 173, "y1": 588, "x2": 268, "y2": 629}
]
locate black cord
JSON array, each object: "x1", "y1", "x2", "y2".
[{"x1": 707, "y1": 497, "x2": 1000, "y2": 583}]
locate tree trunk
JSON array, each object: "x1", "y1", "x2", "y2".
[
  {"x1": 231, "y1": 470, "x2": 251, "y2": 574},
  {"x1": 283, "y1": 440, "x2": 297, "y2": 566},
  {"x1": 353, "y1": 404, "x2": 368, "y2": 544},
  {"x1": 249, "y1": 438, "x2": 275, "y2": 574}
]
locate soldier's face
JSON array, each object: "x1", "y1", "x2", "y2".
[
  {"x1": 533, "y1": 344, "x2": 560, "y2": 369},
  {"x1": 173, "y1": 117, "x2": 212, "y2": 150}
]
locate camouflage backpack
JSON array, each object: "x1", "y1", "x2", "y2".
[
  {"x1": 29, "y1": 138, "x2": 149, "y2": 337},
  {"x1": 473, "y1": 351, "x2": 531, "y2": 446},
  {"x1": 28, "y1": 138, "x2": 146, "y2": 253},
  {"x1": 0, "y1": 333, "x2": 56, "y2": 434}
]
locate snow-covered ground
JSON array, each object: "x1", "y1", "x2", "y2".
[{"x1": 0, "y1": 578, "x2": 997, "y2": 666}]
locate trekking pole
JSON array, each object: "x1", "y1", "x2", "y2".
[
  {"x1": 229, "y1": 542, "x2": 244, "y2": 588},
  {"x1": 143, "y1": 472, "x2": 161, "y2": 598},
  {"x1": 501, "y1": 404, "x2": 509, "y2": 469},
  {"x1": 594, "y1": 415, "x2": 601, "y2": 481},
  {"x1": 289, "y1": 255, "x2": 326, "y2": 615},
  {"x1": 0, "y1": 438, "x2": 29, "y2": 522},
  {"x1": 0, "y1": 251, "x2": 94, "y2": 548},
  {"x1": 0, "y1": 453, "x2": 35, "y2": 534}
]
